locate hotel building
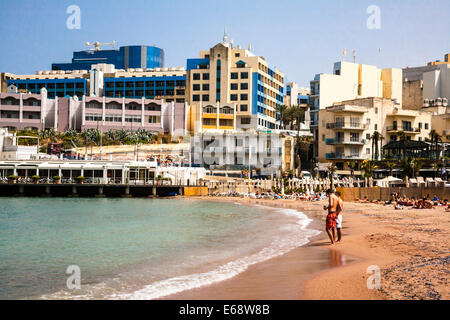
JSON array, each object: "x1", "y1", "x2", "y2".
[
  {"x1": 309, "y1": 61, "x2": 403, "y2": 159},
  {"x1": 403, "y1": 54, "x2": 450, "y2": 110},
  {"x1": 317, "y1": 97, "x2": 433, "y2": 171},
  {"x1": 186, "y1": 34, "x2": 285, "y2": 133},
  {"x1": 0, "y1": 89, "x2": 188, "y2": 136}
]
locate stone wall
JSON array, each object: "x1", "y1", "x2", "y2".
[{"x1": 337, "y1": 187, "x2": 450, "y2": 202}]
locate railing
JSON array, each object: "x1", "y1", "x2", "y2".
[
  {"x1": 325, "y1": 153, "x2": 364, "y2": 160},
  {"x1": 386, "y1": 126, "x2": 421, "y2": 133},
  {"x1": 325, "y1": 139, "x2": 366, "y2": 145},
  {"x1": 326, "y1": 123, "x2": 367, "y2": 130}
]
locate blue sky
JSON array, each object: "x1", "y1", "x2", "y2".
[{"x1": 0, "y1": 0, "x2": 449, "y2": 87}]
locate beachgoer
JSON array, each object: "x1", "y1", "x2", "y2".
[
  {"x1": 335, "y1": 191, "x2": 344, "y2": 243},
  {"x1": 324, "y1": 189, "x2": 338, "y2": 245}
]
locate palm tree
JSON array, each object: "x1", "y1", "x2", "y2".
[
  {"x1": 385, "y1": 160, "x2": 397, "y2": 177},
  {"x1": 397, "y1": 131, "x2": 408, "y2": 158},
  {"x1": 276, "y1": 105, "x2": 289, "y2": 129},
  {"x1": 361, "y1": 160, "x2": 378, "y2": 178},
  {"x1": 411, "y1": 158, "x2": 424, "y2": 178},
  {"x1": 370, "y1": 131, "x2": 382, "y2": 160},
  {"x1": 329, "y1": 164, "x2": 338, "y2": 190},
  {"x1": 429, "y1": 130, "x2": 442, "y2": 175},
  {"x1": 346, "y1": 161, "x2": 357, "y2": 177}
]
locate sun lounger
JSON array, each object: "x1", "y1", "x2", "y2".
[
  {"x1": 409, "y1": 178, "x2": 418, "y2": 188},
  {"x1": 416, "y1": 177, "x2": 426, "y2": 187},
  {"x1": 435, "y1": 177, "x2": 446, "y2": 188},
  {"x1": 426, "y1": 177, "x2": 436, "y2": 188}
]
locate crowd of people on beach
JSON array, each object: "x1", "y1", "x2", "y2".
[{"x1": 357, "y1": 193, "x2": 450, "y2": 211}]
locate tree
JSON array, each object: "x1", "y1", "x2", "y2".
[
  {"x1": 370, "y1": 131, "x2": 383, "y2": 160},
  {"x1": 429, "y1": 130, "x2": 442, "y2": 176},
  {"x1": 385, "y1": 160, "x2": 397, "y2": 177},
  {"x1": 397, "y1": 131, "x2": 408, "y2": 158},
  {"x1": 346, "y1": 161, "x2": 357, "y2": 177},
  {"x1": 276, "y1": 105, "x2": 289, "y2": 129},
  {"x1": 361, "y1": 160, "x2": 378, "y2": 178}
]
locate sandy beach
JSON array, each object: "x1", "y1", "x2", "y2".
[{"x1": 165, "y1": 197, "x2": 449, "y2": 300}]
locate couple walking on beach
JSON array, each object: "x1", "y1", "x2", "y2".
[{"x1": 324, "y1": 189, "x2": 343, "y2": 245}]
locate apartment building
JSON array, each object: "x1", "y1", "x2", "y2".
[
  {"x1": 403, "y1": 53, "x2": 450, "y2": 110},
  {"x1": 0, "y1": 89, "x2": 188, "y2": 136},
  {"x1": 317, "y1": 97, "x2": 432, "y2": 171},
  {"x1": 285, "y1": 82, "x2": 309, "y2": 107},
  {"x1": 188, "y1": 102, "x2": 237, "y2": 133},
  {"x1": 79, "y1": 96, "x2": 188, "y2": 136},
  {"x1": 422, "y1": 101, "x2": 450, "y2": 143},
  {"x1": 4, "y1": 64, "x2": 187, "y2": 103},
  {"x1": 186, "y1": 34, "x2": 285, "y2": 133},
  {"x1": 309, "y1": 61, "x2": 403, "y2": 158},
  {"x1": 0, "y1": 89, "x2": 62, "y2": 131}
]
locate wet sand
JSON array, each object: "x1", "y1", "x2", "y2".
[{"x1": 165, "y1": 197, "x2": 449, "y2": 300}]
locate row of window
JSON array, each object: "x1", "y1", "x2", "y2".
[
  {"x1": 192, "y1": 95, "x2": 209, "y2": 102},
  {"x1": 192, "y1": 73, "x2": 210, "y2": 81},
  {"x1": 1, "y1": 98, "x2": 41, "y2": 106},
  {"x1": 86, "y1": 102, "x2": 162, "y2": 111},
  {"x1": 230, "y1": 83, "x2": 248, "y2": 90},
  {"x1": 104, "y1": 80, "x2": 186, "y2": 88},
  {"x1": 85, "y1": 114, "x2": 161, "y2": 124},
  {"x1": 230, "y1": 94, "x2": 248, "y2": 101},
  {"x1": 14, "y1": 82, "x2": 85, "y2": 89}
]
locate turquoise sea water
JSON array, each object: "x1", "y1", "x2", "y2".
[{"x1": 0, "y1": 198, "x2": 319, "y2": 300}]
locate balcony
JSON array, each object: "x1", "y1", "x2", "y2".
[
  {"x1": 386, "y1": 126, "x2": 421, "y2": 133},
  {"x1": 325, "y1": 138, "x2": 366, "y2": 145},
  {"x1": 326, "y1": 122, "x2": 367, "y2": 130},
  {"x1": 325, "y1": 153, "x2": 365, "y2": 160}
]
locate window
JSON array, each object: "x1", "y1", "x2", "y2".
[
  {"x1": 350, "y1": 132, "x2": 359, "y2": 142},
  {"x1": 86, "y1": 102, "x2": 102, "y2": 109},
  {"x1": 193, "y1": 73, "x2": 200, "y2": 80},
  {"x1": 125, "y1": 115, "x2": 141, "y2": 123},
  {"x1": 240, "y1": 83, "x2": 248, "y2": 90},
  {"x1": 231, "y1": 73, "x2": 238, "y2": 79},
  {"x1": 375, "y1": 108, "x2": 378, "y2": 114},
  {"x1": 193, "y1": 95, "x2": 200, "y2": 102},
  {"x1": 240, "y1": 105, "x2": 248, "y2": 112},
  {"x1": 85, "y1": 113, "x2": 102, "y2": 121},
  {"x1": 375, "y1": 124, "x2": 378, "y2": 131},
  {"x1": 202, "y1": 95, "x2": 209, "y2": 101},
  {"x1": 230, "y1": 94, "x2": 238, "y2": 101},
  {"x1": 240, "y1": 94, "x2": 248, "y2": 101},
  {"x1": 230, "y1": 83, "x2": 238, "y2": 90},
  {"x1": 322, "y1": 135, "x2": 325, "y2": 141},
  {"x1": 241, "y1": 117, "x2": 251, "y2": 125},
  {"x1": 425, "y1": 123, "x2": 429, "y2": 130},
  {"x1": 125, "y1": 82, "x2": 134, "y2": 88},
  {"x1": 419, "y1": 122, "x2": 422, "y2": 129},
  {"x1": 240, "y1": 72, "x2": 248, "y2": 79},
  {"x1": 235, "y1": 53, "x2": 240, "y2": 57},
  {"x1": 176, "y1": 89, "x2": 185, "y2": 95},
  {"x1": 105, "y1": 115, "x2": 122, "y2": 122},
  {"x1": 106, "y1": 102, "x2": 122, "y2": 110},
  {"x1": 145, "y1": 103, "x2": 161, "y2": 111},
  {"x1": 202, "y1": 84, "x2": 209, "y2": 91},
  {"x1": 148, "y1": 116, "x2": 161, "y2": 124},
  {"x1": 366, "y1": 148, "x2": 370, "y2": 155},
  {"x1": 366, "y1": 133, "x2": 371, "y2": 140},
  {"x1": 202, "y1": 73, "x2": 209, "y2": 80},
  {"x1": 125, "y1": 103, "x2": 141, "y2": 111},
  {"x1": 193, "y1": 84, "x2": 200, "y2": 91}
]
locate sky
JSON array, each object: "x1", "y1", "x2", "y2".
[{"x1": 0, "y1": 0, "x2": 449, "y2": 87}]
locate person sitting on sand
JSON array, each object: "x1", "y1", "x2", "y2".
[
  {"x1": 323, "y1": 189, "x2": 338, "y2": 245},
  {"x1": 432, "y1": 195, "x2": 439, "y2": 206}
]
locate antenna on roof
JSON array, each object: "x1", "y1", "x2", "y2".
[
  {"x1": 352, "y1": 49, "x2": 357, "y2": 63},
  {"x1": 85, "y1": 41, "x2": 117, "y2": 52},
  {"x1": 222, "y1": 27, "x2": 228, "y2": 44}
]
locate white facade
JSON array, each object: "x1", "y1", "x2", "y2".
[{"x1": 423, "y1": 64, "x2": 450, "y2": 101}]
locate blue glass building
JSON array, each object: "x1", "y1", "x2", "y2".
[
  {"x1": 52, "y1": 46, "x2": 165, "y2": 71},
  {"x1": 7, "y1": 78, "x2": 88, "y2": 99},
  {"x1": 103, "y1": 76, "x2": 186, "y2": 101}
]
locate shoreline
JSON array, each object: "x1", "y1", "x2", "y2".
[{"x1": 164, "y1": 196, "x2": 449, "y2": 300}]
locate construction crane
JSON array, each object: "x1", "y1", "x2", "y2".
[{"x1": 85, "y1": 41, "x2": 117, "y2": 52}]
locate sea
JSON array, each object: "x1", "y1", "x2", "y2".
[{"x1": 0, "y1": 197, "x2": 320, "y2": 300}]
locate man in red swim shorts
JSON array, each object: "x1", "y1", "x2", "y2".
[{"x1": 324, "y1": 189, "x2": 338, "y2": 245}]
